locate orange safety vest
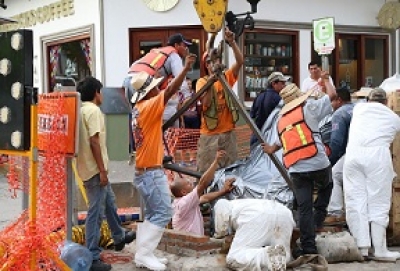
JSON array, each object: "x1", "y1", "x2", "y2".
[
  {"x1": 277, "y1": 106, "x2": 318, "y2": 168},
  {"x1": 129, "y1": 46, "x2": 177, "y2": 89}
]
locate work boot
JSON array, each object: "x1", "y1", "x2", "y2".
[
  {"x1": 371, "y1": 222, "x2": 400, "y2": 261},
  {"x1": 90, "y1": 260, "x2": 111, "y2": 271},
  {"x1": 134, "y1": 220, "x2": 166, "y2": 270},
  {"x1": 263, "y1": 245, "x2": 286, "y2": 271},
  {"x1": 114, "y1": 230, "x2": 136, "y2": 251}
]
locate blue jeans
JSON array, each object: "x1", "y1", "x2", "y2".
[
  {"x1": 84, "y1": 174, "x2": 125, "y2": 260},
  {"x1": 134, "y1": 169, "x2": 172, "y2": 228}
]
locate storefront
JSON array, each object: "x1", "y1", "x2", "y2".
[{"x1": 0, "y1": 0, "x2": 396, "y2": 107}]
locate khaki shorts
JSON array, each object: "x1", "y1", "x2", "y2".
[{"x1": 196, "y1": 130, "x2": 237, "y2": 173}]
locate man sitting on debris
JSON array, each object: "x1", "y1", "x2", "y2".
[
  {"x1": 213, "y1": 198, "x2": 295, "y2": 270},
  {"x1": 171, "y1": 150, "x2": 235, "y2": 235}
]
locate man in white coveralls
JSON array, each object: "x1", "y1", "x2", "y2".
[
  {"x1": 343, "y1": 88, "x2": 400, "y2": 261},
  {"x1": 213, "y1": 198, "x2": 295, "y2": 271}
]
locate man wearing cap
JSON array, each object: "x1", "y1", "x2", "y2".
[
  {"x1": 122, "y1": 33, "x2": 192, "y2": 163},
  {"x1": 343, "y1": 88, "x2": 400, "y2": 260},
  {"x1": 301, "y1": 61, "x2": 334, "y2": 92},
  {"x1": 261, "y1": 73, "x2": 336, "y2": 258},
  {"x1": 249, "y1": 71, "x2": 287, "y2": 147},
  {"x1": 130, "y1": 54, "x2": 196, "y2": 271},
  {"x1": 124, "y1": 33, "x2": 192, "y2": 97},
  {"x1": 195, "y1": 28, "x2": 244, "y2": 173}
]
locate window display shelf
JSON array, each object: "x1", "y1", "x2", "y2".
[{"x1": 242, "y1": 29, "x2": 299, "y2": 102}]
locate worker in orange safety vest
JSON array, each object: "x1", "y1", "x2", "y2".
[{"x1": 261, "y1": 77, "x2": 336, "y2": 259}]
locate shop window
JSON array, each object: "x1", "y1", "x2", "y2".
[
  {"x1": 311, "y1": 34, "x2": 388, "y2": 91},
  {"x1": 242, "y1": 29, "x2": 299, "y2": 101},
  {"x1": 42, "y1": 25, "x2": 95, "y2": 93},
  {"x1": 48, "y1": 38, "x2": 91, "y2": 91}
]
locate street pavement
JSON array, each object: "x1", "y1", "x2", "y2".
[{"x1": 2, "y1": 162, "x2": 400, "y2": 270}]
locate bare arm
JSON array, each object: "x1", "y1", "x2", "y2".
[
  {"x1": 321, "y1": 71, "x2": 337, "y2": 101},
  {"x1": 225, "y1": 28, "x2": 244, "y2": 77},
  {"x1": 229, "y1": 41, "x2": 244, "y2": 77},
  {"x1": 200, "y1": 178, "x2": 235, "y2": 204},
  {"x1": 200, "y1": 190, "x2": 227, "y2": 204},
  {"x1": 261, "y1": 143, "x2": 281, "y2": 154},
  {"x1": 196, "y1": 159, "x2": 219, "y2": 195},
  {"x1": 164, "y1": 54, "x2": 196, "y2": 104}
]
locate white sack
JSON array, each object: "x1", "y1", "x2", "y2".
[{"x1": 316, "y1": 231, "x2": 363, "y2": 263}]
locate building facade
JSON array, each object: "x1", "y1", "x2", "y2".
[{"x1": 0, "y1": 0, "x2": 397, "y2": 107}]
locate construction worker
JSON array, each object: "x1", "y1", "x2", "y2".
[
  {"x1": 196, "y1": 28, "x2": 244, "y2": 173},
  {"x1": 261, "y1": 76, "x2": 336, "y2": 258},
  {"x1": 123, "y1": 33, "x2": 192, "y2": 164},
  {"x1": 130, "y1": 53, "x2": 196, "y2": 271},
  {"x1": 123, "y1": 33, "x2": 192, "y2": 102},
  {"x1": 214, "y1": 198, "x2": 294, "y2": 270},
  {"x1": 325, "y1": 88, "x2": 354, "y2": 223},
  {"x1": 343, "y1": 88, "x2": 400, "y2": 260}
]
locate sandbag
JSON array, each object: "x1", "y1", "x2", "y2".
[{"x1": 315, "y1": 231, "x2": 363, "y2": 263}]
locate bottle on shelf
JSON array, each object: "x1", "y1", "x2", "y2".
[
  {"x1": 276, "y1": 45, "x2": 282, "y2": 57},
  {"x1": 281, "y1": 45, "x2": 286, "y2": 57}
]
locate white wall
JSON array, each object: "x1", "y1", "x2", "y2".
[
  {"x1": 1, "y1": 0, "x2": 101, "y2": 92},
  {"x1": 2, "y1": 0, "x2": 389, "y2": 90},
  {"x1": 103, "y1": 0, "x2": 387, "y2": 87}
]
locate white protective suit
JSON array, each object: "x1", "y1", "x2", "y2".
[
  {"x1": 343, "y1": 102, "x2": 400, "y2": 249},
  {"x1": 214, "y1": 199, "x2": 295, "y2": 271},
  {"x1": 327, "y1": 155, "x2": 345, "y2": 216}
]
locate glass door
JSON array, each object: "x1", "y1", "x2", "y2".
[
  {"x1": 363, "y1": 37, "x2": 387, "y2": 88},
  {"x1": 338, "y1": 36, "x2": 359, "y2": 91}
]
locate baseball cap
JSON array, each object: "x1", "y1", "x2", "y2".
[
  {"x1": 267, "y1": 72, "x2": 288, "y2": 85},
  {"x1": 167, "y1": 33, "x2": 192, "y2": 46},
  {"x1": 367, "y1": 88, "x2": 387, "y2": 101}
]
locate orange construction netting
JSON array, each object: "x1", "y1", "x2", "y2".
[
  {"x1": 163, "y1": 125, "x2": 252, "y2": 181},
  {"x1": 0, "y1": 93, "x2": 69, "y2": 270}
]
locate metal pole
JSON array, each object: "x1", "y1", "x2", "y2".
[
  {"x1": 66, "y1": 157, "x2": 74, "y2": 241},
  {"x1": 321, "y1": 55, "x2": 329, "y2": 72},
  {"x1": 215, "y1": 72, "x2": 293, "y2": 190}
]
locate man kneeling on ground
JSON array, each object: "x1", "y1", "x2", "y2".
[
  {"x1": 214, "y1": 198, "x2": 295, "y2": 271},
  {"x1": 171, "y1": 150, "x2": 235, "y2": 235}
]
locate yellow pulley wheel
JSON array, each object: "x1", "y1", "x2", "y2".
[{"x1": 193, "y1": 0, "x2": 228, "y2": 33}]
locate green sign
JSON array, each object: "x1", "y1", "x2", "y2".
[{"x1": 313, "y1": 17, "x2": 335, "y2": 55}]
